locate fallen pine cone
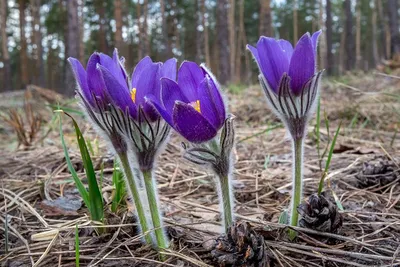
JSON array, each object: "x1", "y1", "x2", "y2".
[
  {"x1": 297, "y1": 192, "x2": 343, "y2": 234},
  {"x1": 211, "y1": 221, "x2": 269, "y2": 267},
  {"x1": 356, "y1": 159, "x2": 397, "y2": 188}
]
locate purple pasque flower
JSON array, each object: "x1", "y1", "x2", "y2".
[
  {"x1": 68, "y1": 49, "x2": 177, "y2": 122},
  {"x1": 248, "y1": 31, "x2": 323, "y2": 140},
  {"x1": 147, "y1": 61, "x2": 226, "y2": 143}
]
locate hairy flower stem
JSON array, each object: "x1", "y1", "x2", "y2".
[
  {"x1": 142, "y1": 169, "x2": 169, "y2": 257},
  {"x1": 118, "y1": 153, "x2": 152, "y2": 245},
  {"x1": 289, "y1": 138, "x2": 304, "y2": 240},
  {"x1": 219, "y1": 174, "x2": 233, "y2": 232}
]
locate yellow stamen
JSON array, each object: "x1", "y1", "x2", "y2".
[
  {"x1": 131, "y1": 88, "x2": 137, "y2": 103},
  {"x1": 190, "y1": 100, "x2": 201, "y2": 113}
]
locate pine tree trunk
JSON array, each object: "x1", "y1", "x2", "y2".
[
  {"x1": 355, "y1": 0, "x2": 362, "y2": 69},
  {"x1": 143, "y1": 0, "x2": 150, "y2": 56},
  {"x1": 372, "y1": 0, "x2": 379, "y2": 66},
  {"x1": 0, "y1": 0, "x2": 12, "y2": 91},
  {"x1": 200, "y1": 0, "x2": 210, "y2": 67},
  {"x1": 325, "y1": 0, "x2": 334, "y2": 75},
  {"x1": 65, "y1": 0, "x2": 79, "y2": 95},
  {"x1": 196, "y1": 0, "x2": 203, "y2": 62},
  {"x1": 30, "y1": 0, "x2": 45, "y2": 86},
  {"x1": 137, "y1": 2, "x2": 142, "y2": 60},
  {"x1": 376, "y1": 0, "x2": 390, "y2": 59},
  {"x1": 217, "y1": 0, "x2": 230, "y2": 85},
  {"x1": 236, "y1": 0, "x2": 251, "y2": 84},
  {"x1": 344, "y1": 0, "x2": 355, "y2": 71},
  {"x1": 387, "y1": 0, "x2": 400, "y2": 57},
  {"x1": 160, "y1": 0, "x2": 172, "y2": 59},
  {"x1": 114, "y1": 0, "x2": 123, "y2": 50},
  {"x1": 318, "y1": 0, "x2": 326, "y2": 70},
  {"x1": 293, "y1": 0, "x2": 298, "y2": 43},
  {"x1": 78, "y1": 0, "x2": 85, "y2": 62},
  {"x1": 96, "y1": 0, "x2": 108, "y2": 52},
  {"x1": 228, "y1": 0, "x2": 235, "y2": 83},
  {"x1": 259, "y1": 0, "x2": 273, "y2": 36},
  {"x1": 18, "y1": 0, "x2": 29, "y2": 88}
]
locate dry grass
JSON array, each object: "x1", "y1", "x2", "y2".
[{"x1": 0, "y1": 72, "x2": 400, "y2": 266}]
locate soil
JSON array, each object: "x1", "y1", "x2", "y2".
[{"x1": 1, "y1": 72, "x2": 400, "y2": 266}]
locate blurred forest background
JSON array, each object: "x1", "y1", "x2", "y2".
[{"x1": 0, "y1": 0, "x2": 400, "y2": 95}]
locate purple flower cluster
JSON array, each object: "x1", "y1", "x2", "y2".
[
  {"x1": 69, "y1": 50, "x2": 226, "y2": 144},
  {"x1": 248, "y1": 31, "x2": 323, "y2": 140}
]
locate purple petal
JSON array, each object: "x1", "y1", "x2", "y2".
[
  {"x1": 68, "y1": 57, "x2": 91, "y2": 104},
  {"x1": 247, "y1": 44, "x2": 260, "y2": 64},
  {"x1": 257, "y1": 37, "x2": 290, "y2": 93},
  {"x1": 311, "y1": 30, "x2": 322, "y2": 54},
  {"x1": 86, "y1": 53, "x2": 106, "y2": 98},
  {"x1": 114, "y1": 50, "x2": 127, "y2": 81},
  {"x1": 178, "y1": 61, "x2": 204, "y2": 101},
  {"x1": 131, "y1": 56, "x2": 153, "y2": 89},
  {"x1": 161, "y1": 78, "x2": 189, "y2": 114},
  {"x1": 197, "y1": 78, "x2": 222, "y2": 129},
  {"x1": 134, "y1": 63, "x2": 161, "y2": 105},
  {"x1": 200, "y1": 65, "x2": 226, "y2": 127},
  {"x1": 288, "y1": 33, "x2": 315, "y2": 95},
  {"x1": 99, "y1": 52, "x2": 127, "y2": 91},
  {"x1": 97, "y1": 65, "x2": 137, "y2": 119},
  {"x1": 278, "y1": 40, "x2": 294, "y2": 61},
  {"x1": 161, "y1": 58, "x2": 177, "y2": 81},
  {"x1": 173, "y1": 102, "x2": 217, "y2": 143},
  {"x1": 145, "y1": 94, "x2": 173, "y2": 126}
]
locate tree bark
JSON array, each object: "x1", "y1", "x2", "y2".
[
  {"x1": 318, "y1": 0, "x2": 326, "y2": 70},
  {"x1": 355, "y1": 0, "x2": 362, "y2": 69},
  {"x1": 96, "y1": 0, "x2": 108, "y2": 52},
  {"x1": 196, "y1": 0, "x2": 203, "y2": 62},
  {"x1": 325, "y1": 0, "x2": 334, "y2": 75},
  {"x1": 0, "y1": 0, "x2": 12, "y2": 91},
  {"x1": 78, "y1": 0, "x2": 85, "y2": 62},
  {"x1": 236, "y1": 0, "x2": 251, "y2": 84},
  {"x1": 143, "y1": 0, "x2": 150, "y2": 56},
  {"x1": 30, "y1": 0, "x2": 45, "y2": 86},
  {"x1": 371, "y1": 0, "x2": 379, "y2": 66},
  {"x1": 293, "y1": 0, "x2": 298, "y2": 43},
  {"x1": 65, "y1": 0, "x2": 79, "y2": 96},
  {"x1": 200, "y1": 0, "x2": 210, "y2": 66},
  {"x1": 160, "y1": 0, "x2": 172, "y2": 59},
  {"x1": 259, "y1": 0, "x2": 273, "y2": 36},
  {"x1": 344, "y1": 0, "x2": 355, "y2": 71},
  {"x1": 18, "y1": 0, "x2": 29, "y2": 88},
  {"x1": 114, "y1": 0, "x2": 123, "y2": 50},
  {"x1": 377, "y1": 0, "x2": 390, "y2": 59},
  {"x1": 137, "y1": 2, "x2": 142, "y2": 60},
  {"x1": 387, "y1": 0, "x2": 400, "y2": 57},
  {"x1": 216, "y1": 0, "x2": 230, "y2": 85},
  {"x1": 228, "y1": 0, "x2": 235, "y2": 83}
]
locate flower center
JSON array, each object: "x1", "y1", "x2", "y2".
[
  {"x1": 190, "y1": 100, "x2": 201, "y2": 113},
  {"x1": 131, "y1": 88, "x2": 137, "y2": 103}
]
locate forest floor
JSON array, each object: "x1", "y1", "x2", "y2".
[{"x1": 1, "y1": 72, "x2": 400, "y2": 267}]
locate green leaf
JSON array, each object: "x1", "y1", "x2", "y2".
[
  {"x1": 111, "y1": 161, "x2": 126, "y2": 213},
  {"x1": 58, "y1": 114, "x2": 90, "y2": 209},
  {"x1": 65, "y1": 112, "x2": 104, "y2": 223},
  {"x1": 318, "y1": 121, "x2": 342, "y2": 195},
  {"x1": 278, "y1": 209, "x2": 289, "y2": 224},
  {"x1": 75, "y1": 225, "x2": 80, "y2": 267}
]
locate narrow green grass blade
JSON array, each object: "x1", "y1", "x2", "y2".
[
  {"x1": 65, "y1": 113, "x2": 104, "y2": 223},
  {"x1": 111, "y1": 161, "x2": 126, "y2": 213},
  {"x1": 58, "y1": 114, "x2": 90, "y2": 208},
  {"x1": 315, "y1": 97, "x2": 322, "y2": 170},
  {"x1": 75, "y1": 224, "x2": 80, "y2": 267},
  {"x1": 318, "y1": 121, "x2": 342, "y2": 195},
  {"x1": 278, "y1": 209, "x2": 288, "y2": 224}
]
